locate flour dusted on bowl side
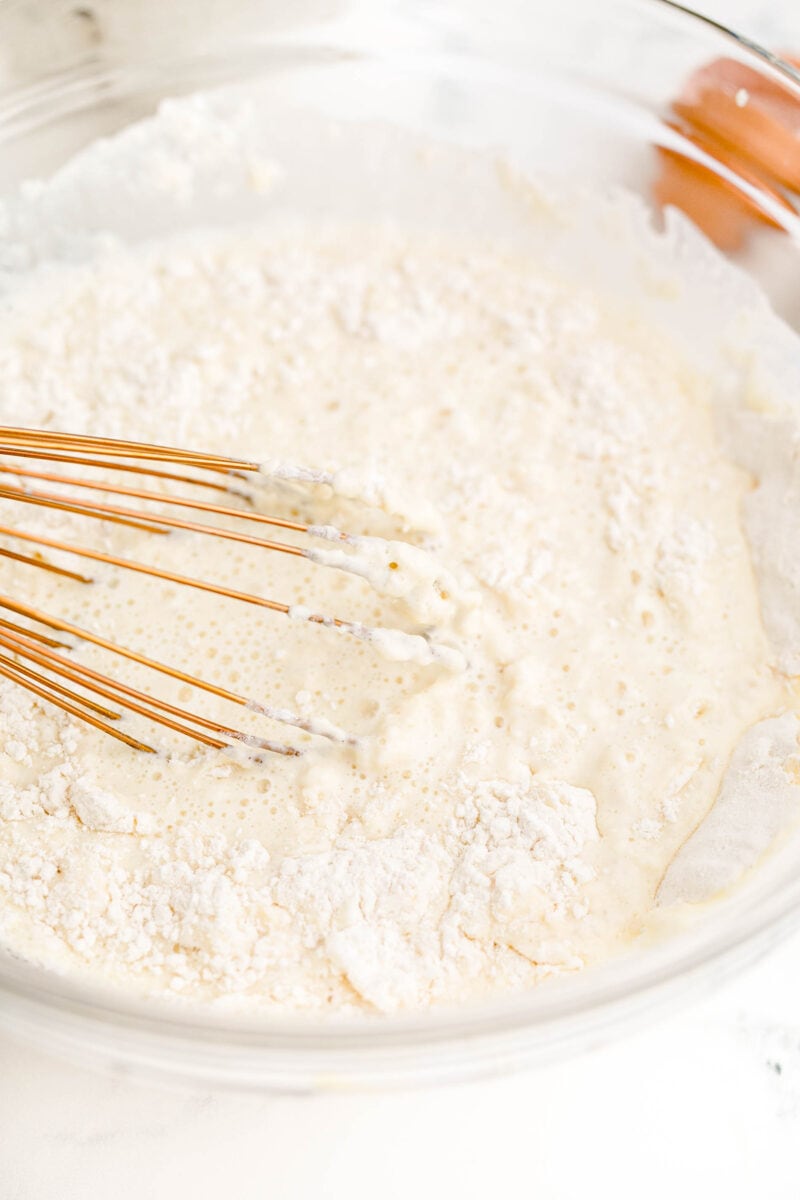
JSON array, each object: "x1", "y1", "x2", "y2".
[{"x1": 0, "y1": 112, "x2": 799, "y2": 1012}]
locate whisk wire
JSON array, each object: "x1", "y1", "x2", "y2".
[
  {"x1": 0, "y1": 649, "x2": 122, "y2": 720},
  {"x1": 0, "y1": 626, "x2": 301, "y2": 756},
  {"x1": 0, "y1": 590, "x2": 310, "y2": 757},
  {"x1": 0, "y1": 464, "x2": 311, "y2": 532},
  {"x1": 0, "y1": 427, "x2": 378, "y2": 756},
  {"x1": 0, "y1": 426, "x2": 260, "y2": 472},
  {"x1": 0, "y1": 524, "x2": 299, "y2": 614},
  {"x1": 0, "y1": 654, "x2": 155, "y2": 753},
  {"x1": 0, "y1": 544, "x2": 92, "y2": 582}
]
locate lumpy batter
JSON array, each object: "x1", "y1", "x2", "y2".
[{"x1": 0, "y1": 224, "x2": 794, "y2": 1012}]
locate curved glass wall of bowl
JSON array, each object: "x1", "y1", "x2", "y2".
[
  {"x1": 1, "y1": 0, "x2": 798, "y2": 315},
  {"x1": 0, "y1": 0, "x2": 799, "y2": 1088}
]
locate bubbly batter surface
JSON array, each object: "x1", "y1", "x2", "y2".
[{"x1": 0, "y1": 225, "x2": 793, "y2": 1011}]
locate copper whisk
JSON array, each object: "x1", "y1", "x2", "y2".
[{"x1": 0, "y1": 426, "x2": 391, "y2": 759}]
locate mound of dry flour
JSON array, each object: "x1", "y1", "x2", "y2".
[{"x1": 0, "y1": 98, "x2": 798, "y2": 1013}]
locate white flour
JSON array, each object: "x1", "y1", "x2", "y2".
[
  {"x1": 0, "y1": 713, "x2": 598, "y2": 1010},
  {"x1": 0, "y1": 95, "x2": 799, "y2": 1014}
]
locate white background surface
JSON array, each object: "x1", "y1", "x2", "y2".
[{"x1": 3, "y1": 2, "x2": 800, "y2": 1197}]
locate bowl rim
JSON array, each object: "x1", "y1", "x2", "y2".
[{"x1": 1, "y1": 0, "x2": 800, "y2": 1077}]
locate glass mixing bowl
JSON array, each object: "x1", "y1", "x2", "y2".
[{"x1": 1, "y1": 0, "x2": 800, "y2": 1090}]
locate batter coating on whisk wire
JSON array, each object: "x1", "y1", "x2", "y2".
[
  {"x1": 0, "y1": 427, "x2": 465, "y2": 754},
  {"x1": 0, "y1": 223, "x2": 796, "y2": 1013}
]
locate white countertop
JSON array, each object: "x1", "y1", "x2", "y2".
[
  {"x1": 3, "y1": 925, "x2": 800, "y2": 1199},
  {"x1": 3, "y1": 2, "x2": 800, "y2": 1197}
]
